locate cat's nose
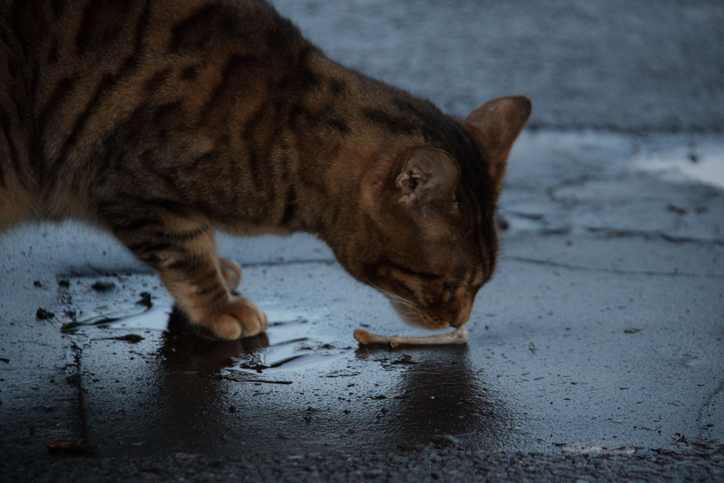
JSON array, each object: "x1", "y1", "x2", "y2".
[{"x1": 448, "y1": 298, "x2": 473, "y2": 328}]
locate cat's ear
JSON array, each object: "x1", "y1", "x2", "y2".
[
  {"x1": 396, "y1": 148, "x2": 460, "y2": 208},
  {"x1": 465, "y1": 95, "x2": 531, "y2": 194}
]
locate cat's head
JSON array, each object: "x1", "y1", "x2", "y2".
[{"x1": 339, "y1": 95, "x2": 531, "y2": 330}]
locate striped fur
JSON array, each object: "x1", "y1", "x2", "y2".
[{"x1": 0, "y1": 0, "x2": 530, "y2": 339}]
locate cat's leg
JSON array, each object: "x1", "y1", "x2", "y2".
[
  {"x1": 111, "y1": 216, "x2": 266, "y2": 340},
  {"x1": 158, "y1": 245, "x2": 266, "y2": 340}
]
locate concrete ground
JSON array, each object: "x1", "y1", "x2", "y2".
[{"x1": 1, "y1": 0, "x2": 723, "y2": 481}]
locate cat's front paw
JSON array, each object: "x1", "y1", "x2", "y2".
[{"x1": 205, "y1": 298, "x2": 268, "y2": 340}]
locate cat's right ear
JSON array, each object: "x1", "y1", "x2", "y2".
[
  {"x1": 465, "y1": 96, "x2": 531, "y2": 194},
  {"x1": 396, "y1": 148, "x2": 460, "y2": 208}
]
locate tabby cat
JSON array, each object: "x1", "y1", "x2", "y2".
[{"x1": 0, "y1": 0, "x2": 531, "y2": 340}]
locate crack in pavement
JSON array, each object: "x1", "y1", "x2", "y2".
[
  {"x1": 502, "y1": 256, "x2": 724, "y2": 279},
  {"x1": 584, "y1": 227, "x2": 724, "y2": 246},
  {"x1": 698, "y1": 377, "x2": 724, "y2": 440},
  {"x1": 67, "y1": 342, "x2": 91, "y2": 447},
  {"x1": 240, "y1": 258, "x2": 337, "y2": 268},
  {"x1": 54, "y1": 259, "x2": 337, "y2": 282}
]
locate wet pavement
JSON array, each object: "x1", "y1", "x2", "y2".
[{"x1": 2, "y1": 0, "x2": 724, "y2": 481}]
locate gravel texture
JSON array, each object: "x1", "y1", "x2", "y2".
[{"x1": 2, "y1": 445, "x2": 723, "y2": 482}]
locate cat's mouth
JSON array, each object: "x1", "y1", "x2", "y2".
[
  {"x1": 389, "y1": 299, "x2": 461, "y2": 331},
  {"x1": 387, "y1": 290, "x2": 474, "y2": 330},
  {"x1": 364, "y1": 277, "x2": 470, "y2": 330}
]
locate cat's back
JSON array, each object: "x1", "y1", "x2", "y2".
[
  {"x1": 1, "y1": 0, "x2": 307, "y2": 145},
  {"x1": 0, "y1": 0, "x2": 312, "y2": 228}
]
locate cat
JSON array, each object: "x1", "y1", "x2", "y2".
[{"x1": 0, "y1": 0, "x2": 531, "y2": 340}]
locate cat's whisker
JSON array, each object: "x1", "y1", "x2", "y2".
[
  {"x1": 363, "y1": 277, "x2": 419, "y2": 310},
  {"x1": 368, "y1": 282, "x2": 418, "y2": 309},
  {"x1": 381, "y1": 290, "x2": 418, "y2": 310},
  {"x1": 390, "y1": 300, "x2": 426, "y2": 327}
]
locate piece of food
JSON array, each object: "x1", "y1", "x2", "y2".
[{"x1": 354, "y1": 327, "x2": 468, "y2": 347}]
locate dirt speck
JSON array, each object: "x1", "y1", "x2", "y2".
[
  {"x1": 391, "y1": 354, "x2": 417, "y2": 365},
  {"x1": 431, "y1": 434, "x2": 459, "y2": 449},
  {"x1": 136, "y1": 292, "x2": 153, "y2": 309},
  {"x1": 668, "y1": 204, "x2": 687, "y2": 215},
  {"x1": 303, "y1": 407, "x2": 317, "y2": 423},
  {"x1": 111, "y1": 334, "x2": 144, "y2": 343},
  {"x1": 36, "y1": 308, "x2": 55, "y2": 320},
  {"x1": 91, "y1": 281, "x2": 116, "y2": 292}
]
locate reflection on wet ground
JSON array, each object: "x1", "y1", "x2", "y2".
[
  {"x1": 62, "y1": 274, "x2": 352, "y2": 376},
  {"x1": 160, "y1": 309, "x2": 353, "y2": 379},
  {"x1": 634, "y1": 140, "x2": 724, "y2": 190},
  {"x1": 356, "y1": 346, "x2": 519, "y2": 451},
  {"x1": 57, "y1": 273, "x2": 517, "y2": 456}
]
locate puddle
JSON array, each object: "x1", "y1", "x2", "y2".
[
  {"x1": 59, "y1": 273, "x2": 172, "y2": 334},
  {"x1": 64, "y1": 305, "x2": 173, "y2": 334},
  {"x1": 60, "y1": 274, "x2": 351, "y2": 374},
  {"x1": 635, "y1": 143, "x2": 724, "y2": 190},
  {"x1": 503, "y1": 212, "x2": 547, "y2": 232},
  {"x1": 50, "y1": 272, "x2": 524, "y2": 455},
  {"x1": 224, "y1": 316, "x2": 353, "y2": 375}
]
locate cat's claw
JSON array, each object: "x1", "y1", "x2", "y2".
[
  {"x1": 218, "y1": 258, "x2": 242, "y2": 291},
  {"x1": 206, "y1": 297, "x2": 268, "y2": 340}
]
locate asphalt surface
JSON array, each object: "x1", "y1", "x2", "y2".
[
  {"x1": 273, "y1": 0, "x2": 724, "y2": 132},
  {"x1": 2, "y1": 0, "x2": 724, "y2": 481}
]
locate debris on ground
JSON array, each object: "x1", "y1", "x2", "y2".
[
  {"x1": 36, "y1": 308, "x2": 55, "y2": 320},
  {"x1": 47, "y1": 439, "x2": 96, "y2": 456}
]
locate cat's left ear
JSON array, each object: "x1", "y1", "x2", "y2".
[
  {"x1": 396, "y1": 148, "x2": 460, "y2": 208},
  {"x1": 465, "y1": 95, "x2": 531, "y2": 194}
]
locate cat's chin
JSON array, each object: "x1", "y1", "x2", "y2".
[{"x1": 389, "y1": 300, "x2": 451, "y2": 331}]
